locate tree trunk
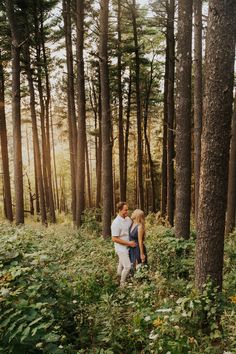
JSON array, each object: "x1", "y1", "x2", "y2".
[
  {"x1": 193, "y1": 0, "x2": 203, "y2": 224},
  {"x1": 124, "y1": 69, "x2": 132, "y2": 201},
  {"x1": 167, "y1": 0, "x2": 175, "y2": 227},
  {"x1": 40, "y1": 11, "x2": 56, "y2": 223},
  {"x1": 131, "y1": 0, "x2": 144, "y2": 210},
  {"x1": 34, "y1": 1, "x2": 50, "y2": 210},
  {"x1": 99, "y1": 0, "x2": 113, "y2": 238},
  {"x1": 85, "y1": 135, "x2": 92, "y2": 208},
  {"x1": 117, "y1": 0, "x2": 125, "y2": 201},
  {"x1": 25, "y1": 172, "x2": 34, "y2": 216},
  {"x1": 76, "y1": 0, "x2": 86, "y2": 226},
  {"x1": 161, "y1": 22, "x2": 168, "y2": 217},
  {"x1": 195, "y1": 0, "x2": 236, "y2": 290},
  {"x1": 0, "y1": 51, "x2": 13, "y2": 222},
  {"x1": 95, "y1": 79, "x2": 102, "y2": 208},
  {"x1": 175, "y1": 0, "x2": 192, "y2": 239},
  {"x1": 24, "y1": 43, "x2": 47, "y2": 225},
  {"x1": 6, "y1": 0, "x2": 24, "y2": 224},
  {"x1": 144, "y1": 58, "x2": 156, "y2": 212},
  {"x1": 50, "y1": 102, "x2": 59, "y2": 211},
  {"x1": 62, "y1": 0, "x2": 77, "y2": 222},
  {"x1": 226, "y1": 95, "x2": 236, "y2": 235},
  {"x1": 33, "y1": 148, "x2": 40, "y2": 215}
]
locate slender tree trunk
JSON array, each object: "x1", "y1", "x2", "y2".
[
  {"x1": 50, "y1": 103, "x2": 59, "y2": 211},
  {"x1": 226, "y1": 95, "x2": 236, "y2": 235},
  {"x1": 40, "y1": 12, "x2": 56, "y2": 223},
  {"x1": 85, "y1": 135, "x2": 92, "y2": 208},
  {"x1": 34, "y1": 1, "x2": 50, "y2": 210},
  {"x1": 175, "y1": 0, "x2": 192, "y2": 239},
  {"x1": 167, "y1": 0, "x2": 175, "y2": 227},
  {"x1": 76, "y1": 0, "x2": 86, "y2": 226},
  {"x1": 193, "y1": 0, "x2": 203, "y2": 224},
  {"x1": 161, "y1": 24, "x2": 168, "y2": 217},
  {"x1": 24, "y1": 43, "x2": 47, "y2": 225},
  {"x1": 93, "y1": 79, "x2": 102, "y2": 208},
  {"x1": 131, "y1": 0, "x2": 144, "y2": 210},
  {"x1": 124, "y1": 69, "x2": 132, "y2": 201},
  {"x1": 99, "y1": 0, "x2": 113, "y2": 237},
  {"x1": 195, "y1": 0, "x2": 236, "y2": 290},
  {"x1": 6, "y1": 0, "x2": 24, "y2": 224},
  {"x1": 144, "y1": 59, "x2": 156, "y2": 212},
  {"x1": 33, "y1": 148, "x2": 40, "y2": 214},
  {"x1": 62, "y1": 0, "x2": 77, "y2": 221},
  {"x1": 117, "y1": 0, "x2": 125, "y2": 201},
  {"x1": 25, "y1": 172, "x2": 34, "y2": 215},
  {"x1": 0, "y1": 51, "x2": 13, "y2": 222}
]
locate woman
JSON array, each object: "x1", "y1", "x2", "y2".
[{"x1": 129, "y1": 209, "x2": 147, "y2": 270}]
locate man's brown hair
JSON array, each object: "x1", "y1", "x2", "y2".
[{"x1": 117, "y1": 201, "x2": 128, "y2": 212}]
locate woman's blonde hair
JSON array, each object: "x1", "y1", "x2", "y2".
[{"x1": 132, "y1": 209, "x2": 145, "y2": 231}]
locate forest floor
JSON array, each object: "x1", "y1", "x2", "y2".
[{"x1": 0, "y1": 213, "x2": 235, "y2": 354}]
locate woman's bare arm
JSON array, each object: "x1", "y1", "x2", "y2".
[{"x1": 138, "y1": 225, "x2": 145, "y2": 262}]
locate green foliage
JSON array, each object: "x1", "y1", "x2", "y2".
[{"x1": 0, "y1": 221, "x2": 235, "y2": 353}]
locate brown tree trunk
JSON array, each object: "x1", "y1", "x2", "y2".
[
  {"x1": 76, "y1": 0, "x2": 86, "y2": 226},
  {"x1": 161, "y1": 24, "x2": 168, "y2": 217},
  {"x1": 33, "y1": 148, "x2": 40, "y2": 214},
  {"x1": 144, "y1": 58, "x2": 156, "y2": 212},
  {"x1": 195, "y1": 0, "x2": 236, "y2": 290},
  {"x1": 193, "y1": 0, "x2": 203, "y2": 224},
  {"x1": 50, "y1": 103, "x2": 59, "y2": 211},
  {"x1": 167, "y1": 0, "x2": 175, "y2": 227},
  {"x1": 89, "y1": 79, "x2": 101, "y2": 208},
  {"x1": 99, "y1": 0, "x2": 113, "y2": 237},
  {"x1": 124, "y1": 69, "x2": 132, "y2": 201},
  {"x1": 95, "y1": 79, "x2": 102, "y2": 208},
  {"x1": 25, "y1": 172, "x2": 34, "y2": 216},
  {"x1": 62, "y1": 0, "x2": 77, "y2": 222},
  {"x1": 0, "y1": 51, "x2": 13, "y2": 222},
  {"x1": 34, "y1": 1, "x2": 50, "y2": 210},
  {"x1": 131, "y1": 0, "x2": 144, "y2": 210},
  {"x1": 117, "y1": 0, "x2": 125, "y2": 201},
  {"x1": 40, "y1": 12, "x2": 56, "y2": 223},
  {"x1": 175, "y1": 0, "x2": 192, "y2": 239},
  {"x1": 6, "y1": 0, "x2": 24, "y2": 224},
  {"x1": 226, "y1": 95, "x2": 236, "y2": 235},
  {"x1": 85, "y1": 135, "x2": 92, "y2": 208},
  {"x1": 24, "y1": 43, "x2": 47, "y2": 225}
]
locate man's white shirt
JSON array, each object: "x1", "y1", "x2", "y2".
[{"x1": 111, "y1": 215, "x2": 132, "y2": 253}]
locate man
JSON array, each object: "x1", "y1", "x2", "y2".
[{"x1": 111, "y1": 202, "x2": 136, "y2": 286}]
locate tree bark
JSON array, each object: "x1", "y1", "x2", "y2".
[
  {"x1": 76, "y1": 0, "x2": 86, "y2": 226},
  {"x1": 167, "y1": 0, "x2": 175, "y2": 227},
  {"x1": 85, "y1": 135, "x2": 92, "y2": 208},
  {"x1": 62, "y1": 0, "x2": 77, "y2": 222},
  {"x1": 99, "y1": 0, "x2": 113, "y2": 238},
  {"x1": 225, "y1": 95, "x2": 236, "y2": 235},
  {"x1": 161, "y1": 19, "x2": 168, "y2": 217},
  {"x1": 193, "y1": 0, "x2": 203, "y2": 224},
  {"x1": 50, "y1": 102, "x2": 59, "y2": 211},
  {"x1": 34, "y1": 0, "x2": 50, "y2": 210},
  {"x1": 131, "y1": 0, "x2": 144, "y2": 210},
  {"x1": 24, "y1": 43, "x2": 47, "y2": 225},
  {"x1": 195, "y1": 0, "x2": 236, "y2": 290},
  {"x1": 124, "y1": 69, "x2": 132, "y2": 201},
  {"x1": 117, "y1": 0, "x2": 125, "y2": 201},
  {"x1": 6, "y1": 0, "x2": 24, "y2": 224},
  {"x1": 0, "y1": 51, "x2": 13, "y2": 222},
  {"x1": 175, "y1": 0, "x2": 193, "y2": 239},
  {"x1": 40, "y1": 10, "x2": 56, "y2": 223},
  {"x1": 144, "y1": 58, "x2": 156, "y2": 212}
]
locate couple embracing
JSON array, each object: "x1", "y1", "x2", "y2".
[{"x1": 111, "y1": 202, "x2": 147, "y2": 287}]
